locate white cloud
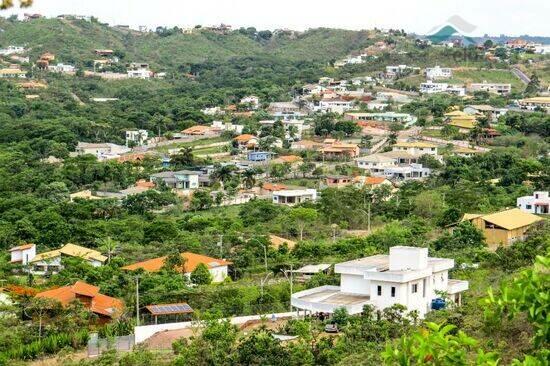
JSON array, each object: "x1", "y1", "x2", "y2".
[{"x1": 2, "y1": 0, "x2": 549, "y2": 36}]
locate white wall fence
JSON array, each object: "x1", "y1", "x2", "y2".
[{"x1": 134, "y1": 311, "x2": 297, "y2": 344}]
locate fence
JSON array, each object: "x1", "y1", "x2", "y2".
[{"x1": 87, "y1": 333, "x2": 135, "y2": 357}]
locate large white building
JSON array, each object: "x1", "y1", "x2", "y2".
[
  {"x1": 420, "y1": 81, "x2": 465, "y2": 96},
  {"x1": 517, "y1": 191, "x2": 549, "y2": 215},
  {"x1": 425, "y1": 66, "x2": 452, "y2": 80},
  {"x1": 291, "y1": 246, "x2": 468, "y2": 318}
]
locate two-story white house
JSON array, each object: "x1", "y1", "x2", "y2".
[
  {"x1": 517, "y1": 191, "x2": 549, "y2": 215},
  {"x1": 291, "y1": 246, "x2": 468, "y2": 318},
  {"x1": 9, "y1": 243, "x2": 36, "y2": 266}
]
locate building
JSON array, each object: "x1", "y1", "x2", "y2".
[
  {"x1": 9, "y1": 243, "x2": 36, "y2": 266},
  {"x1": 247, "y1": 151, "x2": 274, "y2": 162},
  {"x1": 468, "y1": 82, "x2": 511, "y2": 96},
  {"x1": 462, "y1": 208, "x2": 543, "y2": 250},
  {"x1": 122, "y1": 252, "x2": 231, "y2": 283},
  {"x1": 344, "y1": 112, "x2": 413, "y2": 124},
  {"x1": 0, "y1": 45, "x2": 26, "y2": 56},
  {"x1": 517, "y1": 192, "x2": 549, "y2": 215},
  {"x1": 517, "y1": 97, "x2": 550, "y2": 111},
  {"x1": 126, "y1": 129, "x2": 148, "y2": 146},
  {"x1": 464, "y1": 105, "x2": 508, "y2": 122},
  {"x1": 272, "y1": 189, "x2": 317, "y2": 205},
  {"x1": 325, "y1": 175, "x2": 353, "y2": 188},
  {"x1": 425, "y1": 66, "x2": 452, "y2": 80},
  {"x1": 150, "y1": 171, "x2": 200, "y2": 190},
  {"x1": 0, "y1": 68, "x2": 26, "y2": 78},
  {"x1": 420, "y1": 81, "x2": 465, "y2": 96},
  {"x1": 234, "y1": 134, "x2": 258, "y2": 150},
  {"x1": 74, "y1": 142, "x2": 131, "y2": 161},
  {"x1": 291, "y1": 246, "x2": 468, "y2": 317},
  {"x1": 240, "y1": 95, "x2": 260, "y2": 109},
  {"x1": 355, "y1": 154, "x2": 397, "y2": 173},
  {"x1": 392, "y1": 141, "x2": 439, "y2": 157},
  {"x1": 48, "y1": 63, "x2": 76, "y2": 73},
  {"x1": 30, "y1": 244, "x2": 107, "y2": 275},
  {"x1": 36, "y1": 281, "x2": 123, "y2": 323}
]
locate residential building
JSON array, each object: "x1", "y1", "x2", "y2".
[
  {"x1": 464, "y1": 105, "x2": 508, "y2": 122},
  {"x1": 0, "y1": 68, "x2": 26, "y2": 78},
  {"x1": 240, "y1": 95, "x2": 260, "y2": 109},
  {"x1": 74, "y1": 142, "x2": 131, "y2": 161},
  {"x1": 420, "y1": 81, "x2": 465, "y2": 96},
  {"x1": 517, "y1": 192, "x2": 549, "y2": 215},
  {"x1": 392, "y1": 141, "x2": 439, "y2": 157},
  {"x1": 150, "y1": 171, "x2": 200, "y2": 190},
  {"x1": 425, "y1": 66, "x2": 452, "y2": 80},
  {"x1": 247, "y1": 151, "x2": 275, "y2": 162},
  {"x1": 462, "y1": 208, "x2": 543, "y2": 250},
  {"x1": 234, "y1": 134, "x2": 259, "y2": 150},
  {"x1": 291, "y1": 246, "x2": 468, "y2": 317},
  {"x1": 325, "y1": 175, "x2": 353, "y2": 188},
  {"x1": 125, "y1": 129, "x2": 148, "y2": 146},
  {"x1": 9, "y1": 243, "x2": 36, "y2": 266},
  {"x1": 517, "y1": 97, "x2": 550, "y2": 111},
  {"x1": 468, "y1": 82, "x2": 511, "y2": 96},
  {"x1": 211, "y1": 121, "x2": 244, "y2": 135},
  {"x1": 345, "y1": 112, "x2": 413, "y2": 124},
  {"x1": 36, "y1": 281, "x2": 123, "y2": 323},
  {"x1": 48, "y1": 63, "x2": 76, "y2": 73},
  {"x1": 0, "y1": 45, "x2": 26, "y2": 56},
  {"x1": 122, "y1": 252, "x2": 231, "y2": 283},
  {"x1": 272, "y1": 189, "x2": 317, "y2": 205},
  {"x1": 30, "y1": 244, "x2": 107, "y2": 275}
]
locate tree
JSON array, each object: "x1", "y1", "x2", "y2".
[
  {"x1": 190, "y1": 263, "x2": 212, "y2": 285},
  {"x1": 289, "y1": 207, "x2": 318, "y2": 241},
  {"x1": 190, "y1": 190, "x2": 213, "y2": 211}
]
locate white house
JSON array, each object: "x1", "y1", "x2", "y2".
[
  {"x1": 126, "y1": 129, "x2": 149, "y2": 146},
  {"x1": 128, "y1": 68, "x2": 152, "y2": 79},
  {"x1": 9, "y1": 243, "x2": 36, "y2": 266},
  {"x1": 0, "y1": 46, "x2": 26, "y2": 56},
  {"x1": 291, "y1": 246, "x2": 468, "y2": 318},
  {"x1": 272, "y1": 189, "x2": 317, "y2": 205},
  {"x1": 74, "y1": 142, "x2": 131, "y2": 161},
  {"x1": 425, "y1": 66, "x2": 452, "y2": 80},
  {"x1": 420, "y1": 81, "x2": 465, "y2": 96},
  {"x1": 48, "y1": 63, "x2": 76, "y2": 73},
  {"x1": 29, "y1": 243, "x2": 106, "y2": 275},
  {"x1": 517, "y1": 191, "x2": 549, "y2": 215},
  {"x1": 240, "y1": 95, "x2": 260, "y2": 109},
  {"x1": 468, "y1": 82, "x2": 511, "y2": 96}
]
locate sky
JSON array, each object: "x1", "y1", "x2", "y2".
[{"x1": 2, "y1": 0, "x2": 550, "y2": 36}]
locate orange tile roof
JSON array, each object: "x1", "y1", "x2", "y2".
[
  {"x1": 262, "y1": 183, "x2": 288, "y2": 191},
  {"x1": 121, "y1": 252, "x2": 232, "y2": 273},
  {"x1": 9, "y1": 243, "x2": 35, "y2": 252},
  {"x1": 234, "y1": 134, "x2": 256, "y2": 142},
  {"x1": 36, "y1": 281, "x2": 123, "y2": 318}
]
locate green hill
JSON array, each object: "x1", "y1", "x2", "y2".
[{"x1": 0, "y1": 18, "x2": 376, "y2": 68}]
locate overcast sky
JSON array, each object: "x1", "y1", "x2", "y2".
[{"x1": 2, "y1": 0, "x2": 549, "y2": 36}]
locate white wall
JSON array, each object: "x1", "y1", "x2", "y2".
[{"x1": 340, "y1": 273, "x2": 371, "y2": 295}]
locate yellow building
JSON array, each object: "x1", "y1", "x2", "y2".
[{"x1": 462, "y1": 208, "x2": 543, "y2": 250}]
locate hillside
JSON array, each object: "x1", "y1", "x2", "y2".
[{"x1": 0, "y1": 18, "x2": 376, "y2": 68}]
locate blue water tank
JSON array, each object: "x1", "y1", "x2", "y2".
[{"x1": 431, "y1": 298, "x2": 446, "y2": 310}]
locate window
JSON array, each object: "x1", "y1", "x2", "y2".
[
  {"x1": 377, "y1": 285, "x2": 382, "y2": 296},
  {"x1": 412, "y1": 284, "x2": 418, "y2": 293},
  {"x1": 391, "y1": 287, "x2": 396, "y2": 297}
]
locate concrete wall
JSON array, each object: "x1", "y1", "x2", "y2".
[{"x1": 134, "y1": 311, "x2": 297, "y2": 344}]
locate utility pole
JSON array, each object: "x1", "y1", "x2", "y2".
[{"x1": 135, "y1": 276, "x2": 140, "y2": 326}]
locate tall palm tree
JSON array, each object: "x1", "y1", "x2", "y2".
[{"x1": 242, "y1": 169, "x2": 257, "y2": 189}]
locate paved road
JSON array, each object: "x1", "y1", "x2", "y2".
[{"x1": 511, "y1": 67, "x2": 531, "y2": 84}]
